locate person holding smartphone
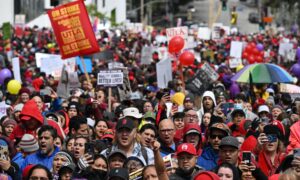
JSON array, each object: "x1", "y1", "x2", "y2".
[{"x1": 257, "y1": 124, "x2": 285, "y2": 176}]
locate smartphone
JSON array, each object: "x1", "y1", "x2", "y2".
[
  {"x1": 221, "y1": 103, "x2": 234, "y2": 115},
  {"x1": 85, "y1": 142, "x2": 95, "y2": 158},
  {"x1": 294, "y1": 148, "x2": 300, "y2": 157},
  {"x1": 40, "y1": 89, "x2": 51, "y2": 96},
  {"x1": 242, "y1": 151, "x2": 252, "y2": 165},
  {"x1": 267, "y1": 134, "x2": 277, "y2": 143}
]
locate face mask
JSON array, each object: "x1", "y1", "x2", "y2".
[{"x1": 93, "y1": 169, "x2": 107, "y2": 178}]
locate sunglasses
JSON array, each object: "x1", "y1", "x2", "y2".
[{"x1": 210, "y1": 134, "x2": 225, "y2": 140}]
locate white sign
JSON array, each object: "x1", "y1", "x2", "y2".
[
  {"x1": 0, "y1": 101, "x2": 7, "y2": 119},
  {"x1": 15, "y1": 14, "x2": 26, "y2": 25},
  {"x1": 279, "y1": 43, "x2": 293, "y2": 56},
  {"x1": 39, "y1": 54, "x2": 76, "y2": 77},
  {"x1": 201, "y1": 63, "x2": 219, "y2": 81},
  {"x1": 198, "y1": 27, "x2": 211, "y2": 40},
  {"x1": 156, "y1": 58, "x2": 172, "y2": 88},
  {"x1": 230, "y1": 41, "x2": 243, "y2": 58},
  {"x1": 141, "y1": 46, "x2": 153, "y2": 65},
  {"x1": 97, "y1": 70, "x2": 124, "y2": 86},
  {"x1": 280, "y1": 83, "x2": 300, "y2": 94},
  {"x1": 166, "y1": 26, "x2": 188, "y2": 49},
  {"x1": 229, "y1": 58, "x2": 242, "y2": 68},
  {"x1": 12, "y1": 57, "x2": 21, "y2": 83},
  {"x1": 212, "y1": 23, "x2": 223, "y2": 40},
  {"x1": 108, "y1": 62, "x2": 124, "y2": 69},
  {"x1": 68, "y1": 72, "x2": 80, "y2": 89}
]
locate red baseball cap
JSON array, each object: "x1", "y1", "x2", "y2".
[{"x1": 176, "y1": 143, "x2": 197, "y2": 156}]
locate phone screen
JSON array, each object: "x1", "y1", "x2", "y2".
[
  {"x1": 85, "y1": 143, "x2": 95, "y2": 158},
  {"x1": 242, "y1": 151, "x2": 251, "y2": 165}
]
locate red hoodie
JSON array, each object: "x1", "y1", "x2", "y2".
[{"x1": 9, "y1": 100, "x2": 43, "y2": 141}]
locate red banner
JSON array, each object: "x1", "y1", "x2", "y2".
[{"x1": 47, "y1": 0, "x2": 99, "y2": 59}]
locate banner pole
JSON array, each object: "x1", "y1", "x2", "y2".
[
  {"x1": 80, "y1": 56, "x2": 91, "y2": 83},
  {"x1": 108, "y1": 87, "x2": 112, "y2": 112}
]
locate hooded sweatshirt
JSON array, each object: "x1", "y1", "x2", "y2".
[
  {"x1": 197, "y1": 91, "x2": 216, "y2": 121},
  {"x1": 9, "y1": 100, "x2": 43, "y2": 141}
]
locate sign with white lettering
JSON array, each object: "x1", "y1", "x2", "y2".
[{"x1": 97, "y1": 70, "x2": 123, "y2": 87}]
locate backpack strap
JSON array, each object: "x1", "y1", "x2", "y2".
[{"x1": 141, "y1": 147, "x2": 149, "y2": 165}]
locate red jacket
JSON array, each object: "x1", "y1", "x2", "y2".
[
  {"x1": 258, "y1": 151, "x2": 284, "y2": 176},
  {"x1": 9, "y1": 100, "x2": 43, "y2": 141}
]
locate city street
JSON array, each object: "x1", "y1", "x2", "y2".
[{"x1": 190, "y1": 0, "x2": 260, "y2": 34}]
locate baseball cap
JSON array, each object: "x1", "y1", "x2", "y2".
[
  {"x1": 108, "y1": 168, "x2": 129, "y2": 180},
  {"x1": 143, "y1": 111, "x2": 156, "y2": 122},
  {"x1": 209, "y1": 122, "x2": 231, "y2": 136},
  {"x1": 108, "y1": 150, "x2": 127, "y2": 161},
  {"x1": 116, "y1": 118, "x2": 135, "y2": 131},
  {"x1": 194, "y1": 171, "x2": 220, "y2": 180},
  {"x1": 176, "y1": 143, "x2": 197, "y2": 156},
  {"x1": 231, "y1": 108, "x2": 245, "y2": 118},
  {"x1": 258, "y1": 105, "x2": 270, "y2": 113},
  {"x1": 145, "y1": 85, "x2": 156, "y2": 92},
  {"x1": 183, "y1": 123, "x2": 201, "y2": 136},
  {"x1": 122, "y1": 107, "x2": 143, "y2": 119},
  {"x1": 219, "y1": 136, "x2": 239, "y2": 149}
]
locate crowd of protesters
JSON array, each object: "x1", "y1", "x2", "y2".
[{"x1": 0, "y1": 23, "x2": 300, "y2": 180}]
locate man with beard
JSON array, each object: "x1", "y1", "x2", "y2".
[
  {"x1": 169, "y1": 143, "x2": 203, "y2": 180},
  {"x1": 21, "y1": 125, "x2": 59, "y2": 171},
  {"x1": 197, "y1": 123, "x2": 230, "y2": 170},
  {"x1": 101, "y1": 118, "x2": 154, "y2": 165}
]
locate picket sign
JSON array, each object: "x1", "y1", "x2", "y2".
[{"x1": 166, "y1": 26, "x2": 188, "y2": 49}]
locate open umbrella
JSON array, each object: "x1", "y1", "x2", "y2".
[{"x1": 231, "y1": 63, "x2": 293, "y2": 83}]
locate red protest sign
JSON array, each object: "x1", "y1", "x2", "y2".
[{"x1": 47, "y1": 0, "x2": 99, "y2": 59}]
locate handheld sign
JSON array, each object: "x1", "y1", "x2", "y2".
[{"x1": 97, "y1": 70, "x2": 123, "y2": 87}]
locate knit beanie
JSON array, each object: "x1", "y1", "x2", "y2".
[
  {"x1": 19, "y1": 134, "x2": 39, "y2": 153},
  {"x1": 2, "y1": 119, "x2": 17, "y2": 127},
  {"x1": 172, "y1": 92, "x2": 185, "y2": 106},
  {"x1": 55, "y1": 151, "x2": 74, "y2": 165}
]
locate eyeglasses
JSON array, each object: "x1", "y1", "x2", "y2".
[
  {"x1": 160, "y1": 129, "x2": 174, "y2": 134},
  {"x1": 185, "y1": 114, "x2": 198, "y2": 119},
  {"x1": 210, "y1": 134, "x2": 225, "y2": 140},
  {"x1": 176, "y1": 83, "x2": 183, "y2": 86}
]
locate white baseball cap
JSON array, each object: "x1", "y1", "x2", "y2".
[
  {"x1": 258, "y1": 105, "x2": 270, "y2": 113},
  {"x1": 122, "y1": 107, "x2": 142, "y2": 119}
]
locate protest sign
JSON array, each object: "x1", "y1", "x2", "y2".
[
  {"x1": 187, "y1": 36, "x2": 196, "y2": 49},
  {"x1": 12, "y1": 57, "x2": 21, "y2": 83},
  {"x1": 15, "y1": 14, "x2": 26, "y2": 26},
  {"x1": 68, "y1": 72, "x2": 80, "y2": 89},
  {"x1": 0, "y1": 102, "x2": 7, "y2": 119},
  {"x1": 166, "y1": 26, "x2": 188, "y2": 49},
  {"x1": 229, "y1": 58, "x2": 242, "y2": 68},
  {"x1": 212, "y1": 23, "x2": 223, "y2": 40},
  {"x1": 2, "y1": 22, "x2": 11, "y2": 40},
  {"x1": 40, "y1": 55, "x2": 76, "y2": 77},
  {"x1": 93, "y1": 50, "x2": 114, "y2": 61},
  {"x1": 118, "y1": 69, "x2": 132, "y2": 102},
  {"x1": 108, "y1": 62, "x2": 124, "y2": 70},
  {"x1": 156, "y1": 58, "x2": 172, "y2": 89},
  {"x1": 97, "y1": 70, "x2": 123, "y2": 87},
  {"x1": 129, "y1": 168, "x2": 143, "y2": 180},
  {"x1": 141, "y1": 46, "x2": 153, "y2": 65},
  {"x1": 76, "y1": 57, "x2": 92, "y2": 73},
  {"x1": 198, "y1": 27, "x2": 211, "y2": 40},
  {"x1": 278, "y1": 43, "x2": 293, "y2": 56},
  {"x1": 280, "y1": 83, "x2": 300, "y2": 100},
  {"x1": 186, "y1": 63, "x2": 219, "y2": 95},
  {"x1": 201, "y1": 63, "x2": 219, "y2": 81},
  {"x1": 230, "y1": 41, "x2": 243, "y2": 58},
  {"x1": 47, "y1": 0, "x2": 99, "y2": 59}
]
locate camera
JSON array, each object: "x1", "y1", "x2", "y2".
[{"x1": 267, "y1": 134, "x2": 277, "y2": 143}]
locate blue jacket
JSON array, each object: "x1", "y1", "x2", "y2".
[
  {"x1": 197, "y1": 145, "x2": 219, "y2": 170},
  {"x1": 21, "y1": 146, "x2": 59, "y2": 172}
]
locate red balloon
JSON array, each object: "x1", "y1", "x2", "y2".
[
  {"x1": 179, "y1": 51, "x2": 195, "y2": 66},
  {"x1": 245, "y1": 46, "x2": 252, "y2": 54},
  {"x1": 248, "y1": 55, "x2": 255, "y2": 64},
  {"x1": 242, "y1": 51, "x2": 249, "y2": 59},
  {"x1": 168, "y1": 36, "x2": 185, "y2": 53},
  {"x1": 249, "y1": 42, "x2": 256, "y2": 48},
  {"x1": 260, "y1": 51, "x2": 264, "y2": 57},
  {"x1": 256, "y1": 56, "x2": 263, "y2": 63},
  {"x1": 252, "y1": 48, "x2": 260, "y2": 56}
]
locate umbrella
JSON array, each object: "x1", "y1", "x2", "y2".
[{"x1": 231, "y1": 63, "x2": 293, "y2": 83}]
